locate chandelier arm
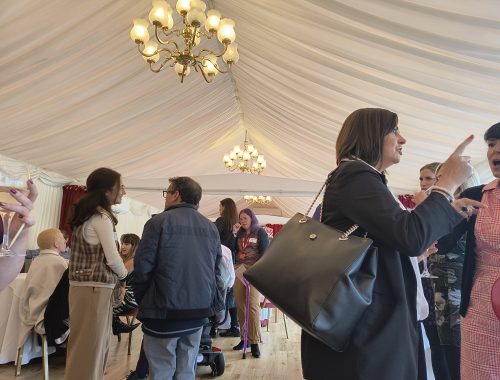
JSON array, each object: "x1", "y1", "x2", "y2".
[
  {"x1": 197, "y1": 30, "x2": 214, "y2": 39},
  {"x1": 197, "y1": 43, "x2": 228, "y2": 59},
  {"x1": 190, "y1": 26, "x2": 198, "y2": 47},
  {"x1": 212, "y1": 62, "x2": 229, "y2": 74},
  {"x1": 197, "y1": 62, "x2": 213, "y2": 83},
  {"x1": 138, "y1": 43, "x2": 175, "y2": 59},
  {"x1": 154, "y1": 26, "x2": 180, "y2": 51},
  {"x1": 149, "y1": 55, "x2": 174, "y2": 73}
]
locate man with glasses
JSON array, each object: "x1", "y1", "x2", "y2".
[{"x1": 133, "y1": 177, "x2": 222, "y2": 380}]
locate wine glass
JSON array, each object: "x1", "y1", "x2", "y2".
[
  {"x1": 420, "y1": 244, "x2": 438, "y2": 279},
  {"x1": 0, "y1": 170, "x2": 29, "y2": 257}
]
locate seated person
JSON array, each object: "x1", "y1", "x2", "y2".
[
  {"x1": 18, "y1": 228, "x2": 69, "y2": 348},
  {"x1": 112, "y1": 233, "x2": 141, "y2": 335},
  {"x1": 60, "y1": 229, "x2": 71, "y2": 259}
]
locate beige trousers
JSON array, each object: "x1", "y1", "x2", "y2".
[
  {"x1": 64, "y1": 286, "x2": 114, "y2": 380},
  {"x1": 233, "y1": 268, "x2": 261, "y2": 344}
]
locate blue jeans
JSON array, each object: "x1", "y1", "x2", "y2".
[{"x1": 143, "y1": 328, "x2": 202, "y2": 380}]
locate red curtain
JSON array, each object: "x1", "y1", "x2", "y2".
[
  {"x1": 59, "y1": 185, "x2": 87, "y2": 245},
  {"x1": 265, "y1": 224, "x2": 283, "y2": 238},
  {"x1": 398, "y1": 194, "x2": 416, "y2": 210}
]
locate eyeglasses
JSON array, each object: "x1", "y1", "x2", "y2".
[{"x1": 162, "y1": 190, "x2": 175, "y2": 198}]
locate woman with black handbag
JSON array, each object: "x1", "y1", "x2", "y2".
[{"x1": 301, "y1": 108, "x2": 485, "y2": 380}]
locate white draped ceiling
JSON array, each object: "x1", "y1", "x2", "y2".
[{"x1": 1, "y1": 0, "x2": 499, "y2": 219}]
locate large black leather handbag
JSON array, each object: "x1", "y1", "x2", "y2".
[{"x1": 244, "y1": 181, "x2": 378, "y2": 352}]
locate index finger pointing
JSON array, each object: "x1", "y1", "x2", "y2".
[{"x1": 451, "y1": 134, "x2": 474, "y2": 156}]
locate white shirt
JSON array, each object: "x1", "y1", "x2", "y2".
[{"x1": 392, "y1": 193, "x2": 429, "y2": 321}]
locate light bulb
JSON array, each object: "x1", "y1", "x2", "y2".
[
  {"x1": 223, "y1": 43, "x2": 239, "y2": 64},
  {"x1": 130, "y1": 19, "x2": 150, "y2": 44},
  {"x1": 142, "y1": 41, "x2": 159, "y2": 62},
  {"x1": 205, "y1": 9, "x2": 221, "y2": 32},
  {"x1": 217, "y1": 18, "x2": 236, "y2": 44}
]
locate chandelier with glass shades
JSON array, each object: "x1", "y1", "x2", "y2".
[
  {"x1": 223, "y1": 131, "x2": 267, "y2": 174},
  {"x1": 244, "y1": 195, "x2": 272, "y2": 205},
  {"x1": 129, "y1": 0, "x2": 239, "y2": 83}
]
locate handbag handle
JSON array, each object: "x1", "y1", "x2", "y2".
[{"x1": 299, "y1": 175, "x2": 359, "y2": 240}]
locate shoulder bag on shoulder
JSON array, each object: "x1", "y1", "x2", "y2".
[{"x1": 244, "y1": 177, "x2": 378, "y2": 352}]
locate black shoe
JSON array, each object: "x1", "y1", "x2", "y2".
[
  {"x1": 251, "y1": 344, "x2": 260, "y2": 358},
  {"x1": 220, "y1": 327, "x2": 240, "y2": 337},
  {"x1": 209, "y1": 325, "x2": 217, "y2": 338},
  {"x1": 113, "y1": 319, "x2": 140, "y2": 335},
  {"x1": 233, "y1": 341, "x2": 244, "y2": 350}
]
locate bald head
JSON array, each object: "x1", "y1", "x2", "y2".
[{"x1": 37, "y1": 228, "x2": 66, "y2": 253}]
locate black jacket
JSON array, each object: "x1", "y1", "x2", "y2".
[
  {"x1": 301, "y1": 160, "x2": 463, "y2": 380},
  {"x1": 436, "y1": 185, "x2": 484, "y2": 317},
  {"x1": 214, "y1": 217, "x2": 236, "y2": 254}
]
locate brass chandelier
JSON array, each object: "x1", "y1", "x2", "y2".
[
  {"x1": 244, "y1": 195, "x2": 272, "y2": 205},
  {"x1": 223, "y1": 131, "x2": 267, "y2": 174},
  {"x1": 129, "y1": 0, "x2": 239, "y2": 83}
]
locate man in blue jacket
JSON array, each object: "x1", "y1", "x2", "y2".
[{"x1": 134, "y1": 177, "x2": 222, "y2": 380}]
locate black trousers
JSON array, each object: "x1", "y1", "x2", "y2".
[
  {"x1": 423, "y1": 321, "x2": 452, "y2": 380},
  {"x1": 43, "y1": 269, "x2": 70, "y2": 345}
]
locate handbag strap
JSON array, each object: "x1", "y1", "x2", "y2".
[{"x1": 300, "y1": 173, "x2": 359, "y2": 240}]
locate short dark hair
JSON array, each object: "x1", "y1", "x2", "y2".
[
  {"x1": 120, "y1": 233, "x2": 140, "y2": 247},
  {"x1": 484, "y1": 122, "x2": 500, "y2": 141},
  {"x1": 168, "y1": 177, "x2": 202, "y2": 205},
  {"x1": 120, "y1": 233, "x2": 140, "y2": 261},
  {"x1": 336, "y1": 108, "x2": 398, "y2": 166}
]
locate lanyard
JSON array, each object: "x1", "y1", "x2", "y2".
[{"x1": 241, "y1": 235, "x2": 250, "y2": 250}]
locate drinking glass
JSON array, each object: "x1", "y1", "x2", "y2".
[
  {"x1": 420, "y1": 244, "x2": 438, "y2": 279},
  {"x1": 0, "y1": 171, "x2": 29, "y2": 257}
]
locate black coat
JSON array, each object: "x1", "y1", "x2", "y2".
[
  {"x1": 215, "y1": 217, "x2": 236, "y2": 255},
  {"x1": 301, "y1": 160, "x2": 463, "y2": 380},
  {"x1": 436, "y1": 185, "x2": 484, "y2": 317}
]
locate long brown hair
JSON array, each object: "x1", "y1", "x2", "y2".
[
  {"x1": 336, "y1": 108, "x2": 398, "y2": 166},
  {"x1": 70, "y1": 167, "x2": 121, "y2": 229},
  {"x1": 220, "y1": 198, "x2": 238, "y2": 232}
]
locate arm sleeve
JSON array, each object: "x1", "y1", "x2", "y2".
[
  {"x1": 257, "y1": 228, "x2": 270, "y2": 256},
  {"x1": 436, "y1": 185, "x2": 479, "y2": 253},
  {"x1": 92, "y1": 215, "x2": 128, "y2": 280},
  {"x1": 133, "y1": 218, "x2": 160, "y2": 304},
  {"x1": 214, "y1": 243, "x2": 223, "y2": 291},
  {"x1": 332, "y1": 164, "x2": 463, "y2": 256}
]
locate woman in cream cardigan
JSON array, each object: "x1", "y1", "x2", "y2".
[{"x1": 64, "y1": 168, "x2": 128, "y2": 380}]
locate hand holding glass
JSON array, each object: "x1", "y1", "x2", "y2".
[
  {"x1": 421, "y1": 244, "x2": 438, "y2": 279},
  {"x1": 0, "y1": 171, "x2": 34, "y2": 256}
]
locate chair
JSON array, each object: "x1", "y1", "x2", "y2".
[
  {"x1": 261, "y1": 298, "x2": 288, "y2": 339},
  {"x1": 116, "y1": 308, "x2": 139, "y2": 355},
  {"x1": 15, "y1": 331, "x2": 49, "y2": 379}
]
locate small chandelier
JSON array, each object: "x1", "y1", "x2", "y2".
[
  {"x1": 223, "y1": 131, "x2": 267, "y2": 174},
  {"x1": 129, "y1": 0, "x2": 239, "y2": 83},
  {"x1": 244, "y1": 195, "x2": 272, "y2": 205}
]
